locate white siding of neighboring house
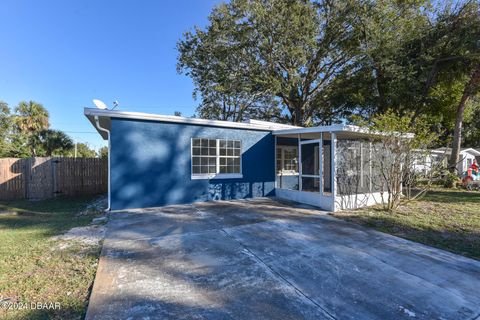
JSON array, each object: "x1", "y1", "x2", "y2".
[{"x1": 413, "y1": 148, "x2": 480, "y2": 176}]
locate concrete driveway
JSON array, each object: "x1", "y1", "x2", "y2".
[{"x1": 86, "y1": 198, "x2": 480, "y2": 320}]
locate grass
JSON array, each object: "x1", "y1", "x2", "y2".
[
  {"x1": 0, "y1": 196, "x2": 104, "y2": 320},
  {"x1": 332, "y1": 188, "x2": 480, "y2": 260}
]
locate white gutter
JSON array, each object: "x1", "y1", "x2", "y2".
[{"x1": 94, "y1": 116, "x2": 111, "y2": 211}]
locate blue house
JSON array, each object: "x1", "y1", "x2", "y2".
[{"x1": 85, "y1": 108, "x2": 388, "y2": 211}]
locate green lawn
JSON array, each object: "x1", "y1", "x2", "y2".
[
  {"x1": 332, "y1": 188, "x2": 480, "y2": 260},
  {"x1": 0, "y1": 196, "x2": 104, "y2": 320}
]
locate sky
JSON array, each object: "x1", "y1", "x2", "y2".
[{"x1": 0, "y1": 0, "x2": 221, "y2": 150}]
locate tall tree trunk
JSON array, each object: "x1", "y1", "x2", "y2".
[
  {"x1": 449, "y1": 66, "x2": 480, "y2": 173},
  {"x1": 290, "y1": 101, "x2": 305, "y2": 126}
]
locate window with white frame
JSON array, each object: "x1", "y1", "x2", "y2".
[
  {"x1": 191, "y1": 138, "x2": 242, "y2": 178},
  {"x1": 276, "y1": 146, "x2": 298, "y2": 174}
]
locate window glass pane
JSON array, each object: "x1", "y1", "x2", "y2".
[
  {"x1": 284, "y1": 149, "x2": 298, "y2": 172},
  {"x1": 193, "y1": 138, "x2": 241, "y2": 176},
  {"x1": 192, "y1": 138, "x2": 219, "y2": 176}
]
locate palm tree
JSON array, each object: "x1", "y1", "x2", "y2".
[{"x1": 14, "y1": 101, "x2": 50, "y2": 156}]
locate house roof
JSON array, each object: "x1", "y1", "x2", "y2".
[
  {"x1": 85, "y1": 107, "x2": 413, "y2": 141},
  {"x1": 84, "y1": 108, "x2": 299, "y2": 140},
  {"x1": 432, "y1": 147, "x2": 480, "y2": 156}
]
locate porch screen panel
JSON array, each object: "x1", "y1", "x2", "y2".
[
  {"x1": 323, "y1": 140, "x2": 332, "y2": 193},
  {"x1": 276, "y1": 146, "x2": 299, "y2": 190},
  {"x1": 370, "y1": 142, "x2": 388, "y2": 193},
  {"x1": 301, "y1": 144, "x2": 319, "y2": 175},
  {"x1": 336, "y1": 140, "x2": 371, "y2": 195},
  {"x1": 300, "y1": 143, "x2": 320, "y2": 193},
  {"x1": 301, "y1": 177, "x2": 320, "y2": 192}
]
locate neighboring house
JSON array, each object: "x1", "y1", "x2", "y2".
[
  {"x1": 412, "y1": 148, "x2": 480, "y2": 175},
  {"x1": 436, "y1": 148, "x2": 479, "y2": 174},
  {"x1": 412, "y1": 149, "x2": 446, "y2": 175},
  {"x1": 85, "y1": 108, "x2": 402, "y2": 211}
]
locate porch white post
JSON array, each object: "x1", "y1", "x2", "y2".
[
  {"x1": 331, "y1": 132, "x2": 336, "y2": 199},
  {"x1": 274, "y1": 135, "x2": 277, "y2": 188},
  {"x1": 360, "y1": 142, "x2": 364, "y2": 188},
  {"x1": 319, "y1": 133, "x2": 323, "y2": 195},
  {"x1": 298, "y1": 134, "x2": 302, "y2": 191},
  {"x1": 369, "y1": 141, "x2": 373, "y2": 192}
]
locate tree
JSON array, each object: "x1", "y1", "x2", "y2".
[
  {"x1": 98, "y1": 146, "x2": 108, "y2": 159},
  {"x1": 462, "y1": 95, "x2": 480, "y2": 147},
  {"x1": 0, "y1": 101, "x2": 12, "y2": 157},
  {"x1": 178, "y1": 0, "x2": 357, "y2": 126},
  {"x1": 330, "y1": 0, "x2": 431, "y2": 119},
  {"x1": 67, "y1": 143, "x2": 97, "y2": 158},
  {"x1": 14, "y1": 101, "x2": 50, "y2": 156},
  {"x1": 362, "y1": 111, "x2": 438, "y2": 211},
  {"x1": 449, "y1": 66, "x2": 480, "y2": 172},
  {"x1": 38, "y1": 129, "x2": 74, "y2": 156}
]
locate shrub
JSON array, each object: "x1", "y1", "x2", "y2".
[{"x1": 441, "y1": 172, "x2": 460, "y2": 188}]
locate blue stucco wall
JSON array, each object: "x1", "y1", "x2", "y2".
[{"x1": 110, "y1": 118, "x2": 276, "y2": 210}]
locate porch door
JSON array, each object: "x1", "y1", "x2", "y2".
[{"x1": 300, "y1": 142, "x2": 321, "y2": 192}]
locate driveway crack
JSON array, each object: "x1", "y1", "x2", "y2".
[{"x1": 220, "y1": 228, "x2": 337, "y2": 320}]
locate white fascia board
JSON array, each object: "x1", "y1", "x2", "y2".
[
  {"x1": 272, "y1": 124, "x2": 347, "y2": 135},
  {"x1": 462, "y1": 148, "x2": 480, "y2": 156},
  {"x1": 273, "y1": 124, "x2": 414, "y2": 139},
  {"x1": 247, "y1": 119, "x2": 300, "y2": 129},
  {"x1": 84, "y1": 108, "x2": 295, "y2": 132}
]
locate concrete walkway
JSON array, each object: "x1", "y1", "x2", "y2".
[{"x1": 86, "y1": 198, "x2": 480, "y2": 320}]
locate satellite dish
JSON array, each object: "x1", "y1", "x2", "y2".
[{"x1": 93, "y1": 99, "x2": 108, "y2": 110}]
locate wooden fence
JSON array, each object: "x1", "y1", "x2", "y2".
[{"x1": 0, "y1": 157, "x2": 107, "y2": 200}]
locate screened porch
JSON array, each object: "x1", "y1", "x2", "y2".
[{"x1": 273, "y1": 125, "x2": 385, "y2": 211}]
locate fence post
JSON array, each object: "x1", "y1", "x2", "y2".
[
  {"x1": 52, "y1": 158, "x2": 57, "y2": 198},
  {"x1": 24, "y1": 157, "x2": 31, "y2": 199}
]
